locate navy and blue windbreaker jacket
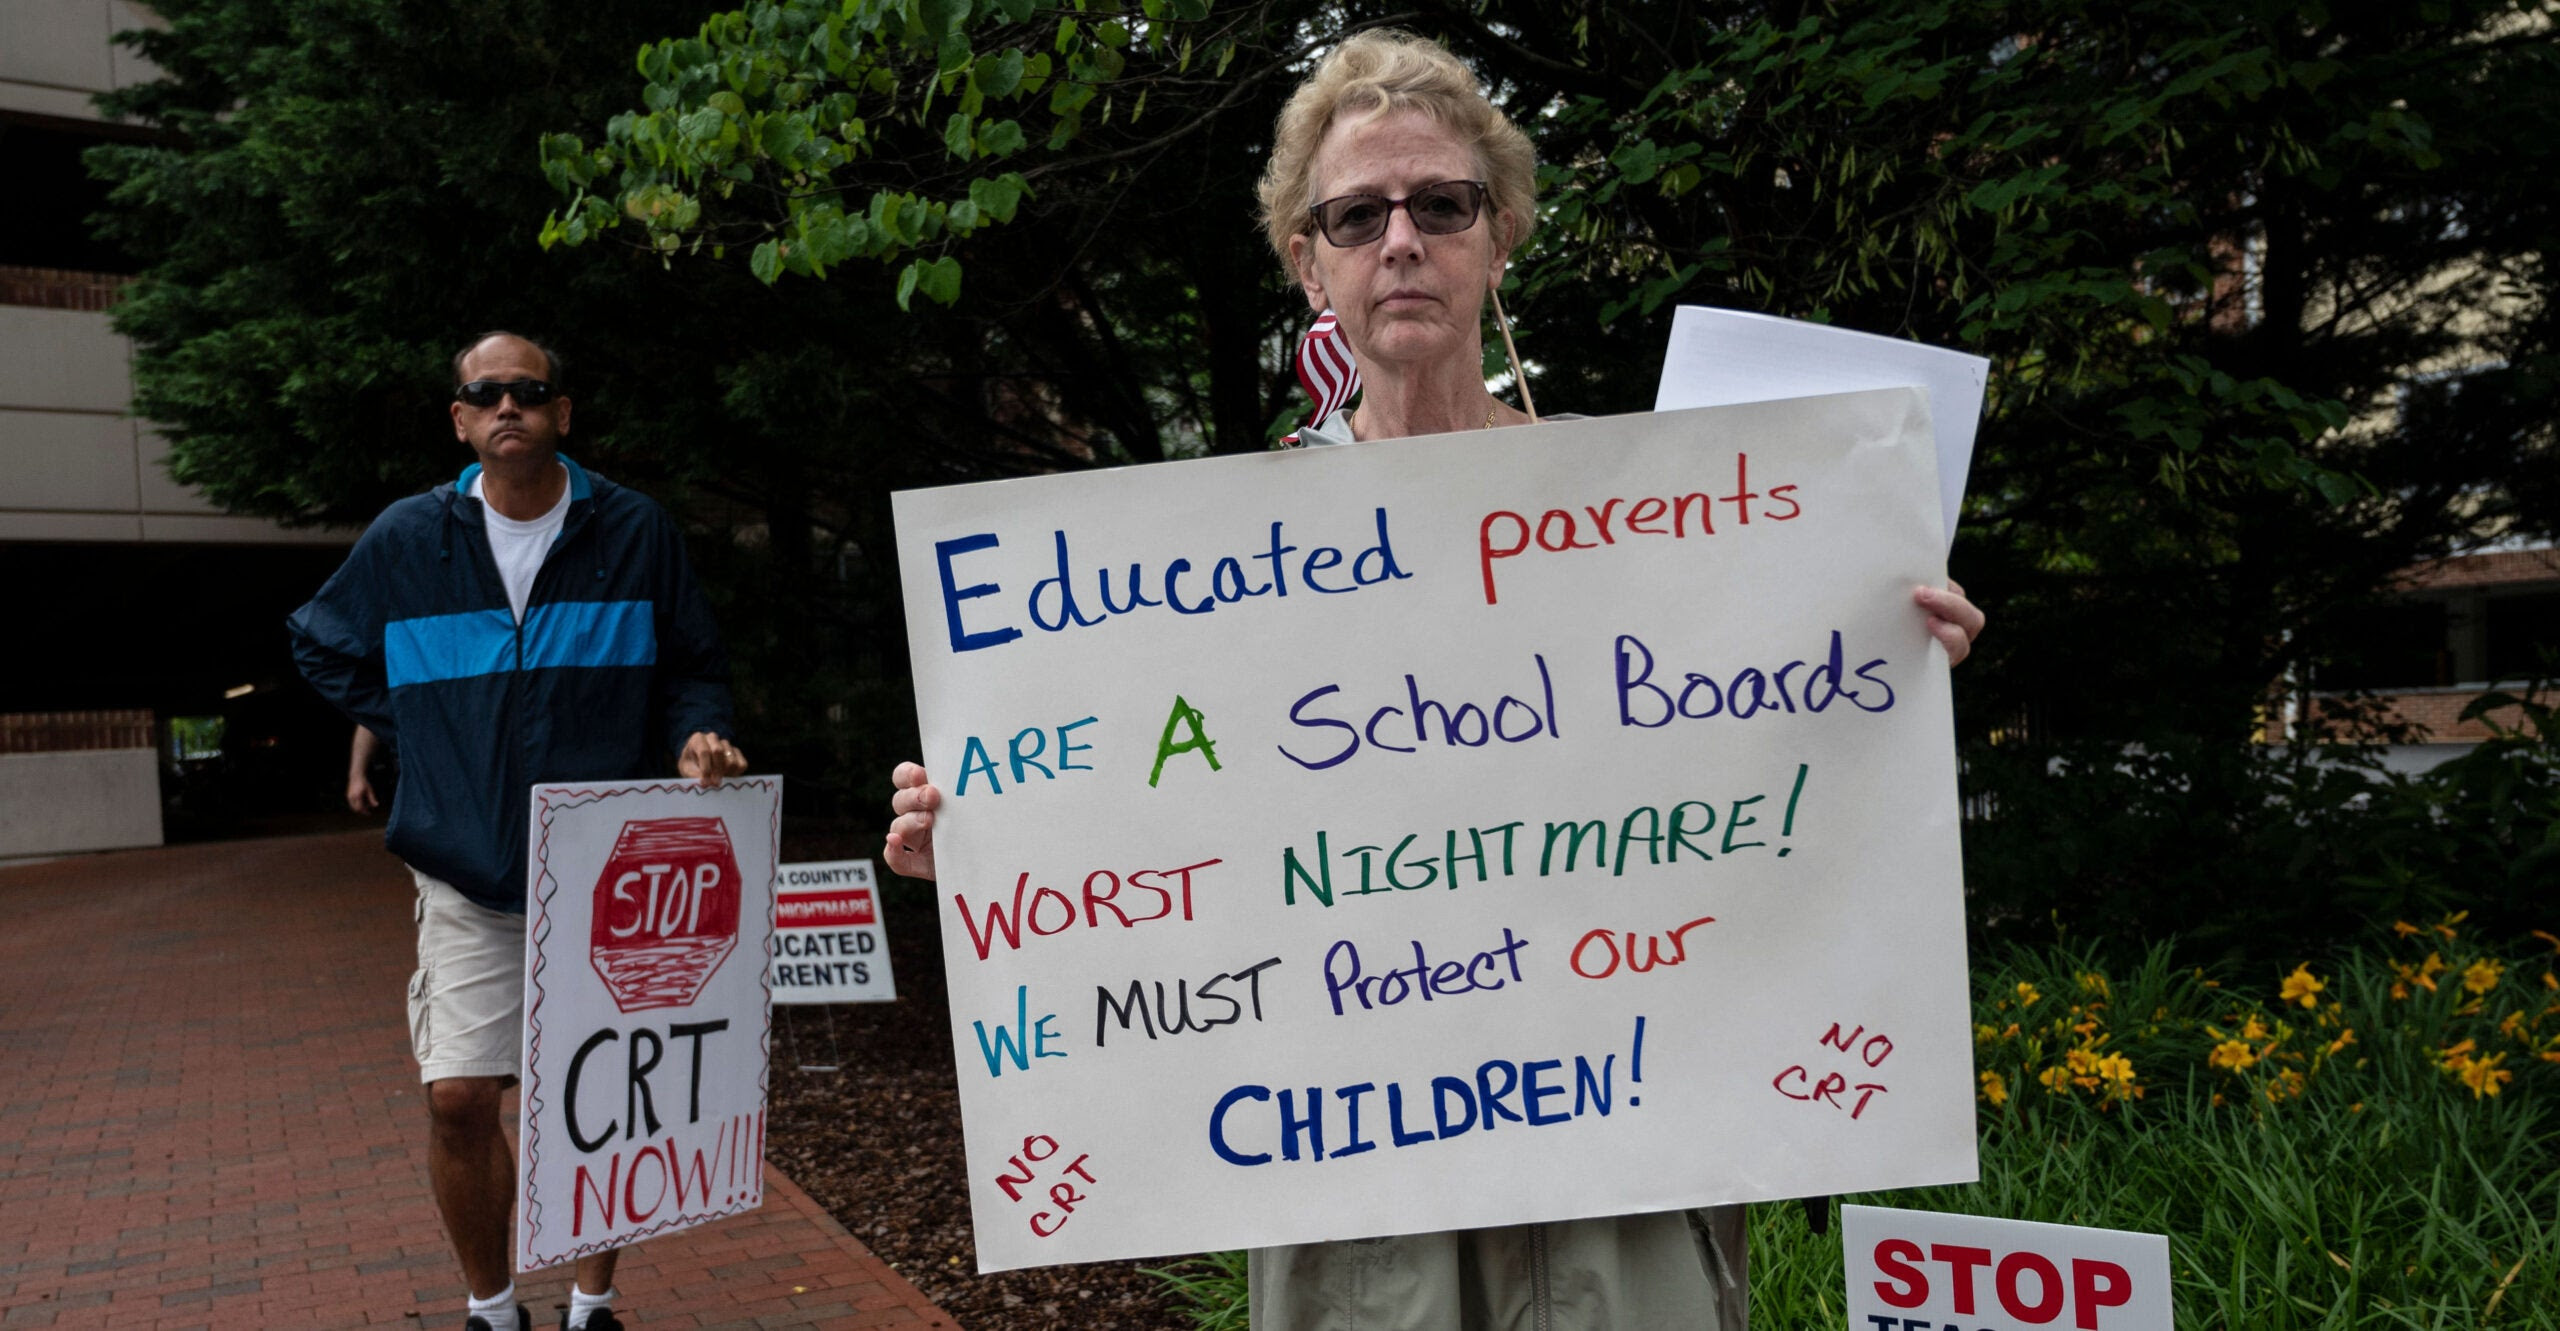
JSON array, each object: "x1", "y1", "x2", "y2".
[{"x1": 287, "y1": 456, "x2": 735, "y2": 913}]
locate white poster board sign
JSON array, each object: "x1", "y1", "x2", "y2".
[
  {"x1": 1843, "y1": 1204, "x2": 2173, "y2": 1331},
  {"x1": 770, "y1": 858, "x2": 898, "y2": 1003},
  {"x1": 1654, "y1": 305, "x2": 1988, "y2": 547},
  {"x1": 894, "y1": 393, "x2": 1976, "y2": 1272},
  {"x1": 517, "y1": 777, "x2": 781, "y2": 1270}
]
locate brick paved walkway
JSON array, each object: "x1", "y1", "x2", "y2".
[{"x1": 0, "y1": 832, "x2": 960, "y2": 1330}]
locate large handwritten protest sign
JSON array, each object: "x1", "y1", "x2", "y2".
[
  {"x1": 518, "y1": 777, "x2": 780, "y2": 1270},
  {"x1": 894, "y1": 392, "x2": 1976, "y2": 1271}
]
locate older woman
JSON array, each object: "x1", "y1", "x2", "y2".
[{"x1": 889, "y1": 29, "x2": 1983, "y2": 1329}]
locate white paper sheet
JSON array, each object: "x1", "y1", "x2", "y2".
[{"x1": 1654, "y1": 306, "x2": 1988, "y2": 546}]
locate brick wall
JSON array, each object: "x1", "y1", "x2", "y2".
[
  {"x1": 0, "y1": 265, "x2": 131, "y2": 312},
  {"x1": 2305, "y1": 690, "x2": 2539, "y2": 742},
  {"x1": 0, "y1": 710, "x2": 155, "y2": 754},
  {"x1": 2394, "y1": 547, "x2": 2560, "y2": 592}
]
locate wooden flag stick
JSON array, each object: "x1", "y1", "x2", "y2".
[{"x1": 1489, "y1": 284, "x2": 1538, "y2": 424}]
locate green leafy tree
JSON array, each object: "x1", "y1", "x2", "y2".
[
  {"x1": 90, "y1": 0, "x2": 1345, "y2": 818},
  {"x1": 101, "y1": 0, "x2": 2558, "y2": 940},
  {"x1": 1416, "y1": 0, "x2": 2559, "y2": 955},
  {"x1": 535, "y1": 0, "x2": 1353, "y2": 460},
  {"x1": 88, "y1": 0, "x2": 1020, "y2": 815}
]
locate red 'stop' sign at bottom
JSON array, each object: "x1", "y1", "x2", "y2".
[{"x1": 1841, "y1": 1204, "x2": 2172, "y2": 1331}]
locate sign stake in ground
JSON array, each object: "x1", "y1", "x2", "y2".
[{"x1": 517, "y1": 777, "x2": 781, "y2": 1271}]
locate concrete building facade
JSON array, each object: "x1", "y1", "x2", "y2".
[{"x1": 3, "y1": 2, "x2": 359, "y2": 853}]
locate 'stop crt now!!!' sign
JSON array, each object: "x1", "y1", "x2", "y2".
[{"x1": 589, "y1": 816, "x2": 743, "y2": 1011}]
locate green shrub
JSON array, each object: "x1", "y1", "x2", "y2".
[{"x1": 1962, "y1": 691, "x2": 2560, "y2": 969}]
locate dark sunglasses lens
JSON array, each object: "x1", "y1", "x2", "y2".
[
  {"x1": 458, "y1": 379, "x2": 553, "y2": 408},
  {"x1": 1411, "y1": 183, "x2": 1481, "y2": 233},
  {"x1": 1313, "y1": 184, "x2": 1482, "y2": 244},
  {"x1": 1320, "y1": 196, "x2": 1390, "y2": 245}
]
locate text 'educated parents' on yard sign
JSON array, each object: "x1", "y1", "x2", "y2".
[
  {"x1": 770, "y1": 858, "x2": 897, "y2": 1003},
  {"x1": 517, "y1": 777, "x2": 781, "y2": 1271},
  {"x1": 893, "y1": 392, "x2": 1975, "y2": 1272}
]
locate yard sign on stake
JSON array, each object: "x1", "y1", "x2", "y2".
[
  {"x1": 894, "y1": 392, "x2": 1977, "y2": 1271},
  {"x1": 1842, "y1": 1204, "x2": 2173, "y2": 1331},
  {"x1": 770, "y1": 858, "x2": 898, "y2": 1003},
  {"x1": 517, "y1": 776, "x2": 781, "y2": 1271}
]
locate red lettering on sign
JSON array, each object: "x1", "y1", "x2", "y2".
[{"x1": 776, "y1": 889, "x2": 875, "y2": 927}]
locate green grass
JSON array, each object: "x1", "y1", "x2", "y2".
[
  {"x1": 1144, "y1": 1248, "x2": 1247, "y2": 1330},
  {"x1": 1157, "y1": 923, "x2": 2560, "y2": 1328}
]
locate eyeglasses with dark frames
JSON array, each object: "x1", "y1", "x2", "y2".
[
  {"x1": 1308, "y1": 180, "x2": 1490, "y2": 247},
  {"x1": 454, "y1": 379, "x2": 559, "y2": 409}
]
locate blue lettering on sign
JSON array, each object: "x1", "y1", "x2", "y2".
[
  {"x1": 1206, "y1": 1019, "x2": 1652, "y2": 1166},
  {"x1": 937, "y1": 533, "x2": 1023, "y2": 653},
  {"x1": 930, "y1": 511, "x2": 1411, "y2": 655}
]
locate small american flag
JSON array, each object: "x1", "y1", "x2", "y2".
[{"x1": 1281, "y1": 308, "x2": 1360, "y2": 446}]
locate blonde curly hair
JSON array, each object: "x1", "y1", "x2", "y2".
[{"x1": 1256, "y1": 30, "x2": 1538, "y2": 280}]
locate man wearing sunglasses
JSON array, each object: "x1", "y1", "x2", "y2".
[{"x1": 290, "y1": 332, "x2": 748, "y2": 1331}]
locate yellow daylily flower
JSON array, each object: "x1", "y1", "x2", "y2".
[
  {"x1": 2209, "y1": 1040, "x2": 2258, "y2": 1071},
  {"x1": 2462, "y1": 958, "x2": 2503, "y2": 996},
  {"x1": 2279, "y1": 964, "x2": 2325, "y2": 1009},
  {"x1": 1979, "y1": 1070, "x2": 2009, "y2": 1106},
  {"x1": 2459, "y1": 1053, "x2": 2512, "y2": 1098}
]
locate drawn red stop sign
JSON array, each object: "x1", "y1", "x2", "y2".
[{"x1": 589, "y1": 817, "x2": 742, "y2": 1012}]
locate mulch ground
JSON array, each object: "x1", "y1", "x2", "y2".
[{"x1": 762, "y1": 830, "x2": 1208, "y2": 1331}]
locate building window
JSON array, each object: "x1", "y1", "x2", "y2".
[
  {"x1": 2486, "y1": 590, "x2": 2560, "y2": 682},
  {"x1": 0, "y1": 113, "x2": 139, "y2": 280},
  {"x1": 2320, "y1": 600, "x2": 2452, "y2": 691}
]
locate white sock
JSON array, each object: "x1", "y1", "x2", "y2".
[
  {"x1": 466, "y1": 1285, "x2": 519, "y2": 1331},
  {"x1": 568, "y1": 1286, "x2": 617, "y2": 1329}
]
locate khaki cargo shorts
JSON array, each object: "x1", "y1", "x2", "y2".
[{"x1": 406, "y1": 868, "x2": 525, "y2": 1085}]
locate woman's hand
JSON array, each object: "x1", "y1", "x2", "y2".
[
  {"x1": 1914, "y1": 580, "x2": 1986, "y2": 666},
  {"x1": 884, "y1": 761, "x2": 942, "y2": 881}
]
